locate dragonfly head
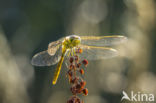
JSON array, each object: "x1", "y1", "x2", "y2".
[{"x1": 63, "y1": 35, "x2": 81, "y2": 49}]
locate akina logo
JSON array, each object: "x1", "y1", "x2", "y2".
[{"x1": 121, "y1": 91, "x2": 155, "y2": 102}]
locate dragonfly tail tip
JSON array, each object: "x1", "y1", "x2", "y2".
[{"x1": 52, "y1": 81, "x2": 56, "y2": 85}]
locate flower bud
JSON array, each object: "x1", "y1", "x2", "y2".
[
  {"x1": 82, "y1": 59, "x2": 88, "y2": 66},
  {"x1": 69, "y1": 57, "x2": 74, "y2": 63},
  {"x1": 82, "y1": 88, "x2": 88, "y2": 96},
  {"x1": 79, "y1": 69, "x2": 84, "y2": 75}
]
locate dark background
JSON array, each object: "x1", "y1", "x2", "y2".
[{"x1": 0, "y1": 0, "x2": 156, "y2": 103}]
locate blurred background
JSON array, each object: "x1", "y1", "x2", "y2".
[{"x1": 0, "y1": 0, "x2": 156, "y2": 103}]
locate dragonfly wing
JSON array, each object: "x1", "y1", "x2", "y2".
[
  {"x1": 48, "y1": 40, "x2": 62, "y2": 56},
  {"x1": 31, "y1": 47, "x2": 62, "y2": 66},
  {"x1": 81, "y1": 35, "x2": 127, "y2": 46},
  {"x1": 77, "y1": 45, "x2": 118, "y2": 60}
]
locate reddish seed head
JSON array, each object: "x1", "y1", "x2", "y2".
[
  {"x1": 80, "y1": 81, "x2": 86, "y2": 88},
  {"x1": 76, "y1": 63, "x2": 81, "y2": 68},
  {"x1": 67, "y1": 55, "x2": 88, "y2": 102},
  {"x1": 79, "y1": 69, "x2": 84, "y2": 75},
  {"x1": 82, "y1": 59, "x2": 88, "y2": 66},
  {"x1": 75, "y1": 55, "x2": 79, "y2": 62},
  {"x1": 76, "y1": 84, "x2": 81, "y2": 89},
  {"x1": 69, "y1": 64, "x2": 74, "y2": 69},
  {"x1": 67, "y1": 96, "x2": 81, "y2": 103},
  {"x1": 70, "y1": 77, "x2": 79, "y2": 84},
  {"x1": 69, "y1": 57, "x2": 74, "y2": 63},
  {"x1": 71, "y1": 86, "x2": 77, "y2": 95},
  {"x1": 67, "y1": 99, "x2": 73, "y2": 103},
  {"x1": 82, "y1": 88, "x2": 88, "y2": 96},
  {"x1": 68, "y1": 70, "x2": 73, "y2": 77},
  {"x1": 76, "y1": 89, "x2": 82, "y2": 94},
  {"x1": 69, "y1": 64, "x2": 76, "y2": 70},
  {"x1": 76, "y1": 48, "x2": 83, "y2": 54},
  {"x1": 75, "y1": 97, "x2": 81, "y2": 103},
  {"x1": 78, "y1": 48, "x2": 83, "y2": 54},
  {"x1": 75, "y1": 84, "x2": 83, "y2": 93}
]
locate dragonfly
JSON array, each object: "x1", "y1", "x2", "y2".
[{"x1": 31, "y1": 35, "x2": 127, "y2": 85}]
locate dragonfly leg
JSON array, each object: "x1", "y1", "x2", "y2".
[
  {"x1": 67, "y1": 49, "x2": 71, "y2": 57},
  {"x1": 71, "y1": 48, "x2": 76, "y2": 56},
  {"x1": 73, "y1": 47, "x2": 76, "y2": 56},
  {"x1": 71, "y1": 49, "x2": 73, "y2": 56}
]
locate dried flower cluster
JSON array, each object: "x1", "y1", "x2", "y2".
[{"x1": 67, "y1": 48, "x2": 88, "y2": 103}]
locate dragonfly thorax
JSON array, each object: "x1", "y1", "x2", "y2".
[{"x1": 62, "y1": 35, "x2": 81, "y2": 49}]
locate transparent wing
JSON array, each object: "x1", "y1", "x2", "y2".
[
  {"x1": 31, "y1": 46, "x2": 62, "y2": 66},
  {"x1": 80, "y1": 35, "x2": 127, "y2": 46},
  {"x1": 48, "y1": 40, "x2": 62, "y2": 55},
  {"x1": 77, "y1": 45, "x2": 118, "y2": 60}
]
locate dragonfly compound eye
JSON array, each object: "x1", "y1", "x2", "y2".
[{"x1": 69, "y1": 35, "x2": 81, "y2": 45}]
